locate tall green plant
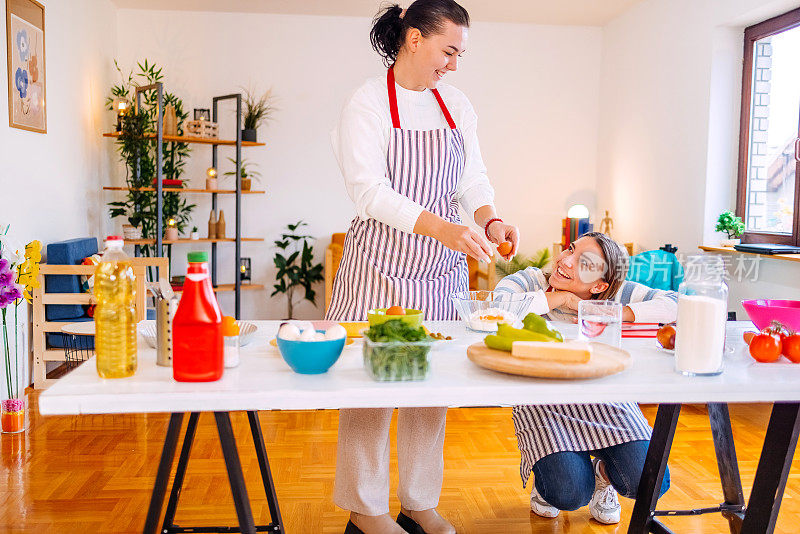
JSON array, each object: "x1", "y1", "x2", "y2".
[
  {"x1": 105, "y1": 59, "x2": 195, "y2": 255},
  {"x1": 271, "y1": 221, "x2": 324, "y2": 319}
]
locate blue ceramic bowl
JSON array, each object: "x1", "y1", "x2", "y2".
[{"x1": 276, "y1": 330, "x2": 346, "y2": 374}]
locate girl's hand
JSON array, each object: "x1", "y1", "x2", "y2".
[
  {"x1": 486, "y1": 221, "x2": 520, "y2": 261},
  {"x1": 545, "y1": 290, "x2": 582, "y2": 312}
]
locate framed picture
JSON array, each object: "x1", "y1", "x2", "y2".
[
  {"x1": 194, "y1": 108, "x2": 210, "y2": 121},
  {"x1": 6, "y1": 0, "x2": 46, "y2": 133}
]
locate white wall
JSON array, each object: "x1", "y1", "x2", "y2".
[
  {"x1": 597, "y1": 0, "x2": 800, "y2": 314},
  {"x1": 0, "y1": 0, "x2": 119, "y2": 389},
  {"x1": 115, "y1": 9, "x2": 603, "y2": 319}
]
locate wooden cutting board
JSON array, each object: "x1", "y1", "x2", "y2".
[{"x1": 467, "y1": 342, "x2": 631, "y2": 379}]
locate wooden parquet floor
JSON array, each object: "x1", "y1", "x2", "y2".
[{"x1": 2, "y1": 393, "x2": 800, "y2": 533}]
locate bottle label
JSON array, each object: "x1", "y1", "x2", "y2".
[{"x1": 186, "y1": 273, "x2": 209, "y2": 282}]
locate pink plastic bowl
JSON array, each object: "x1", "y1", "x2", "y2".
[{"x1": 742, "y1": 299, "x2": 800, "y2": 332}]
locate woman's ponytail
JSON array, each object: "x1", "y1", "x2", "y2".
[
  {"x1": 370, "y1": 4, "x2": 405, "y2": 67},
  {"x1": 369, "y1": 1, "x2": 470, "y2": 67}
]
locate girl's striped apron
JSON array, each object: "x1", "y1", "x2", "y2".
[
  {"x1": 326, "y1": 67, "x2": 468, "y2": 322},
  {"x1": 509, "y1": 274, "x2": 652, "y2": 486}
]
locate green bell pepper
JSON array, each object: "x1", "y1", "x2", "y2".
[{"x1": 522, "y1": 313, "x2": 564, "y2": 341}]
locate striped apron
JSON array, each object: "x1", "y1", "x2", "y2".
[
  {"x1": 326, "y1": 67, "x2": 468, "y2": 322},
  {"x1": 512, "y1": 287, "x2": 653, "y2": 486}
]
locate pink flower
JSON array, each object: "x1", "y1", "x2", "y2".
[{"x1": 1, "y1": 398, "x2": 25, "y2": 413}]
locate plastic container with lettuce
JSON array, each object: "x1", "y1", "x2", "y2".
[
  {"x1": 484, "y1": 313, "x2": 563, "y2": 351},
  {"x1": 363, "y1": 319, "x2": 433, "y2": 381}
]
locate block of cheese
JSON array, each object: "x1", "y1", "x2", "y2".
[{"x1": 511, "y1": 340, "x2": 592, "y2": 364}]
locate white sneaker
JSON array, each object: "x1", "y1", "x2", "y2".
[
  {"x1": 530, "y1": 485, "x2": 560, "y2": 518},
  {"x1": 589, "y1": 458, "x2": 621, "y2": 524}
]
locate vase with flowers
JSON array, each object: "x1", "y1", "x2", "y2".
[{"x1": 0, "y1": 226, "x2": 41, "y2": 434}]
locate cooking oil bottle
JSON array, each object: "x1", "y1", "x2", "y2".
[{"x1": 94, "y1": 236, "x2": 137, "y2": 378}]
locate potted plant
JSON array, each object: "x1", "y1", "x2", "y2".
[
  {"x1": 224, "y1": 157, "x2": 261, "y2": 191},
  {"x1": 241, "y1": 86, "x2": 274, "y2": 143},
  {"x1": 0, "y1": 229, "x2": 41, "y2": 434},
  {"x1": 190, "y1": 226, "x2": 199, "y2": 240},
  {"x1": 106, "y1": 59, "x2": 196, "y2": 259},
  {"x1": 715, "y1": 211, "x2": 745, "y2": 247},
  {"x1": 271, "y1": 221, "x2": 324, "y2": 319},
  {"x1": 496, "y1": 247, "x2": 552, "y2": 277}
]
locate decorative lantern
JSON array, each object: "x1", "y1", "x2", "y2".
[{"x1": 239, "y1": 257, "x2": 251, "y2": 283}]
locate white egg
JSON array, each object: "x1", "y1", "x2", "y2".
[
  {"x1": 299, "y1": 328, "x2": 318, "y2": 342},
  {"x1": 291, "y1": 321, "x2": 314, "y2": 332},
  {"x1": 314, "y1": 332, "x2": 327, "y2": 341},
  {"x1": 325, "y1": 324, "x2": 347, "y2": 340},
  {"x1": 278, "y1": 324, "x2": 300, "y2": 341}
]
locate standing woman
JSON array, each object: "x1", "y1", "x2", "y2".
[{"x1": 327, "y1": 1, "x2": 519, "y2": 533}]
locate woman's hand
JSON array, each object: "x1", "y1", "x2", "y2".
[
  {"x1": 414, "y1": 211, "x2": 493, "y2": 262},
  {"x1": 486, "y1": 220, "x2": 520, "y2": 261},
  {"x1": 438, "y1": 222, "x2": 494, "y2": 262}
]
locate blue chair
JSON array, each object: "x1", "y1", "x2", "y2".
[{"x1": 627, "y1": 249, "x2": 684, "y2": 291}]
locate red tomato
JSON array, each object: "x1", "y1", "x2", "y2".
[
  {"x1": 782, "y1": 334, "x2": 800, "y2": 364},
  {"x1": 743, "y1": 331, "x2": 756, "y2": 345},
  {"x1": 749, "y1": 333, "x2": 783, "y2": 363}
]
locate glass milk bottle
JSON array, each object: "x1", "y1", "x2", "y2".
[{"x1": 674, "y1": 255, "x2": 728, "y2": 376}]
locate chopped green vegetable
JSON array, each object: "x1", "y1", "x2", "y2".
[
  {"x1": 522, "y1": 313, "x2": 563, "y2": 341},
  {"x1": 363, "y1": 319, "x2": 432, "y2": 381},
  {"x1": 484, "y1": 314, "x2": 564, "y2": 352}
]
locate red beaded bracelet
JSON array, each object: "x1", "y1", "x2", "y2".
[{"x1": 484, "y1": 218, "x2": 503, "y2": 239}]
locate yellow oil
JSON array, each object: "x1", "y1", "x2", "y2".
[{"x1": 94, "y1": 258, "x2": 137, "y2": 378}]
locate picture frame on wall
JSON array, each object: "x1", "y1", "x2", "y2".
[
  {"x1": 194, "y1": 108, "x2": 210, "y2": 121},
  {"x1": 6, "y1": 0, "x2": 46, "y2": 133}
]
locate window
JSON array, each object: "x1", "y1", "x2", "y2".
[{"x1": 737, "y1": 7, "x2": 800, "y2": 245}]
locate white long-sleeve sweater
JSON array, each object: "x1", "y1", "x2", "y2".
[{"x1": 331, "y1": 75, "x2": 495, "y2": 234}]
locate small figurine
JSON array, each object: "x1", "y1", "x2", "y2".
[{"x1": 599, "y1": 210, "x2": 614, "y2": 236}]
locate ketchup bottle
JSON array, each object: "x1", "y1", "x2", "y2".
[{"x1": 173, "y1": 251, "x2": 223, "y2": 381}]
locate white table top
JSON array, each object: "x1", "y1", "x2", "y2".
[{"x1": 38, "y1": 321, "x2": 800, "y2": 416}]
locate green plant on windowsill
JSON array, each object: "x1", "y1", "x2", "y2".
[
  {"x1": 715, "y1": 211, "x2": 745, "y2": 245},
  {"x1": 271, "y1": 221, "x2": 324, "y2": 319},
  {"x1": 496, "y1": 247, "x2": 552, "y2": 277},
  {"x1": 223, "y1": 157, "x2": 262, "y2": 191}
]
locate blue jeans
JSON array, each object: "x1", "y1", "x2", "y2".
[{"x1": 532, "y1": 440, "x2": 670, "y2": 511}]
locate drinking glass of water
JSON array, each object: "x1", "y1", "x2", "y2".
[{"x1": 578, "y1": 300, "x2": 622, "y2": 348}]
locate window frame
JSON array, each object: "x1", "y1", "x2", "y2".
[{"x1": 736, "y1": 7, "x2": 800, "y2": 245}]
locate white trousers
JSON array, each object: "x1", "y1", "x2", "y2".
[{"x1": 334, "y1": 407, "x2": 448, "y2": 516}]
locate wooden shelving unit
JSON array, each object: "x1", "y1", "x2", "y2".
[
  {"x1": 103, "y1": 131, "x2": 265, "y2": 147},
  {"x1": 124, "y1": 237, "x2": 264, "y2": 245},
  {"x1": 173, "y1": 283, "x2": 265, "y2": 294},
  {"x1": 103, "y1": 186, "x2": 265, "y2": 195},
  {"x1": 104, "y1": 84, "x2": 265, "y2": 317}
]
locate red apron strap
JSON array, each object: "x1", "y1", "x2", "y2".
[
  {"x1": 387, "y1": 66, "x2": 401, "y2": 129},
  {"x1": 431, "y1": 88, "x2": 457, "y2": 129},
  {"x1": 387, "y1": 66, "x2": 457, "y2": 130}
]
